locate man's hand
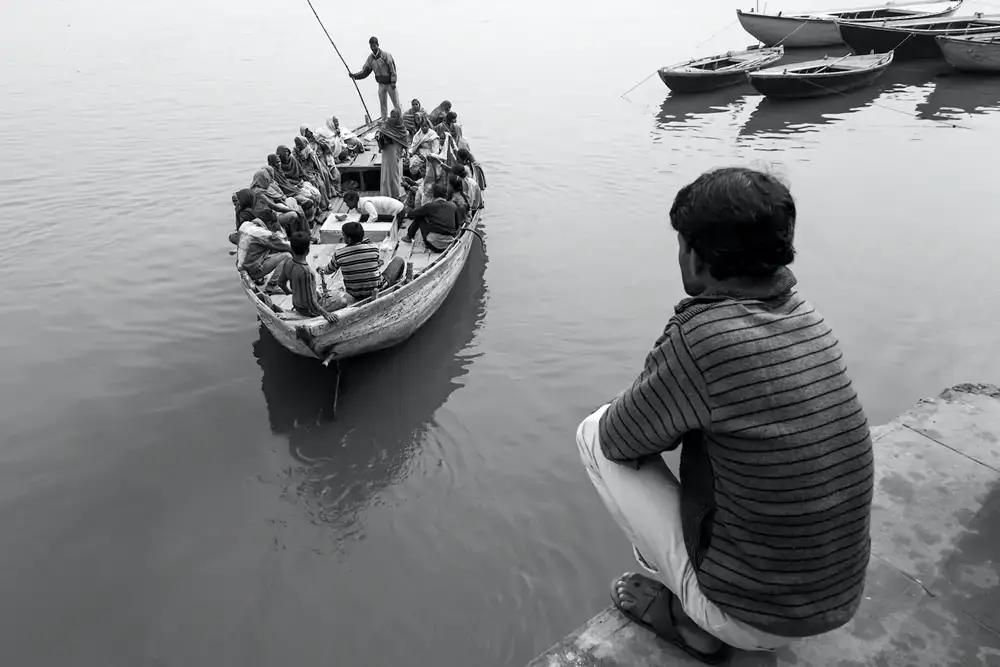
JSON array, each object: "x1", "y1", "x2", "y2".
[{"x1": 324, "y1": 312, "x2": 339, "y2": 325}]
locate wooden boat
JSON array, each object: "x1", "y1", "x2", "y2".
[
  {"x1": 239, "y1": 125, "x2": 487, "y2": 364},
  {"x1": 658, "y1": 45, "x2": 784, "y2": 93},
  {"x1": 736, "y1": 0, "x2": 964, "y2": 48},
  {"x1": 747, "y1": 52, "x2": 894, "y2": 98},
  {"x1": 937, "y1": 33, "x2": 1000, "y2": 71},
  {"x1": 836, "y1": 13, "x2": 1000, "y2": 60}
]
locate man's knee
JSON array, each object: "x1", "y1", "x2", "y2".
[{"x1": 576, "y1": 404, "x2": 609, "y2": 470}]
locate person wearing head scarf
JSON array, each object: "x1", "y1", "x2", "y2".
[
  {"x1": 377, "y1": 109, "x2": 409, "y2": 198},
  {"x1": 428, "y1": 100, "x2": 452, "y2": 125},
  {"x1": 301, "y1": 125, "x2": 342, "y2": 194},
  {"x1": 435, "y1": 111, "x2": 469, "y2": 152},
  {"x1": 232, "y1": 180, "x2": 294, "y2": 232},
  {"x1": 293, "y1": 136, "x2": 333, "y2": 209},
  {"x1": 402, "y1": 98, "x2": 425, "y2": 135},
  {"x1": 233, "y1": 209, "x2": 292, "y2": 295},
  {"x1": 408, "y1": 112, "x2": 440, "y2": 173}
]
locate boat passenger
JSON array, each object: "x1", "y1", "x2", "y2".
[
  {"x1": 233, "y1": 187, "x2": 293, "y2": 231},
  {"x1": 293, "y1": 136, "x2": 335, "y2": 207},
  {"x1": 456, "y1": 148, "x2": 487, "y2": 192},
  {"x1": 435, "y1": 111, "x2": 466, "y2": 149},
  {"x1": 349, "y1": 36, "x2": 402, "y2": 121},
  {"x1": 301, "y1": 125, "x2": 342, "y2": 192},
  {"x1": 408, "y1": 113, "x2": 440, "y2": 173},
  {"x1": 576, "y1": 167, "x2": 873, "y2": 664},
  {"x1": 401, "y1": 98, "x2": 425, "y2": 135},
  {"x1": 267, "y1": 153, "x2": 322, "y2": 207},
  {"x1": 402, "y1": 183, "x2": 461, "y2": 253},
  {"x1": 448, "y1": 174, "x2": 471, "y2": 222},
  {"x1": 318, "y1": 221, "x2": 405, "y2": 301},
  {"x1": 275, "y1": 232, "x2": 341, "y2": 324},
  {"x1": 428, "y1": 100, "x2": 452, "y2": 125},
  {"x1": 234, "y1": 209, "x2": 292, "y2": 295},
  {"x1": 249, "y1": 168, "x2": 298, "y2": 230},
  {"x1": 276, "y1": 144, "x2": 327, "y2": 208},
  {"x1": 377, "y1": 110, "x2": 408, "y2": 198},
  {"x1": 342, "y1": 191, "x2": 405, "y2": 225},
  {"x1": 450, "y1": 164, "x2": 482, "y2": 211}
]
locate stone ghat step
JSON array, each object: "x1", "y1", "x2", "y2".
[{"x1": 527, "y1": 384, "x2": 1000, "y2": 667}]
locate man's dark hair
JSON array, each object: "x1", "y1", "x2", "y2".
[
  {"x1": 448, "y1": 174, "x2": 465, "y2": 195},
  {"x1": 369, "y1": 36, "x2": 379, "y2": 45},
  {"x1": 301, "y1": 199, "x2": 314, "y2": 211},
  {"x1": 432, "y1": 183, "x2": 448, "y2": 199},
  {"x1": 450, "y1": 164, "x2": 467, "y2": 178},
  {"x1": 456, "y1": 148, "x2": 473, "y2": 163},
  {"x1": 670, "y1": 167, "x2": 796, "y2": 281},
  {"x1": 343, "y1": 191, "x2": 360, "y2": 207},
  {"x1": 289, "y1": 231, "x2": 311, "y2": 256},
  {"x1": 445, "y1": 111, "x2": 458, "y2": 124},
  {"x1": 342, "y1": 221, "x2": 365, "y2": 244}
]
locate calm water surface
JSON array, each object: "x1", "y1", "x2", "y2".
[{"x1": 3, "y1": 0, "x2": 1000, "y2": 664}]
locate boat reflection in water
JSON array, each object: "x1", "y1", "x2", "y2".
[
  {"x1": 916, "y1": 71, "x2": 1000, "y2": 121},
  {"x1": 738, "y1": 64, "x2": 936, "y2": 141},
  {"x1": 654, "y1": 89, "x2": 749, "y2": 135},
  {"x1": 251, "y1": 231, "x2": 489, "y2": 544}
]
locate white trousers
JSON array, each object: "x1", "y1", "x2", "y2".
[
  {"x1": 576, "y1": 405, "x2": 793, "y2": 652},
  {"x1": 378, "y1": 83, "x2": 402, "y2": 120}
]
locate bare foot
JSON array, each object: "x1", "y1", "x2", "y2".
[{"x1": 613, "y1": 573, "x2": 724, "y2": 658}]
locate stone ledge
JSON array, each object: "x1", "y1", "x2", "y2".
[{"x1": 528, "y1": 385, "x2": 1000, "y2": 667}]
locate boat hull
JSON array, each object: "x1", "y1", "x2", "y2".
[
  {"x1": 748, "y1": 59, "x2": 891, "y2": 98},
  {"x1": 245, "y1": 214, "x2": 481, "y2": 362},
  {"x1": 658, "y1": 69, "x2": 749, "y2": 93},
  {"x1": 838, "y1": 22, "x2": 1000, "y2": 60},
  {"x1": 738, "y1": 12, "x2": 844, "y2": 48},
  {"x1": 938, "y1": 35, "x2": 1000, "y2": 72}
]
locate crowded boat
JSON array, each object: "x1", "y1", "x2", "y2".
[{"x1": 228, "y1": 96, "x2": 488, "y2": 363}]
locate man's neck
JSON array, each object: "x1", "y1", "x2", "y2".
[{"x1": 293, "y1": 254, "x2": 309, "y2": 263}]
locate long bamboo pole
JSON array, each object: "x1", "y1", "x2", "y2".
[{"x1": 304, "y1": 0, "x2": 373, "y2": 124}]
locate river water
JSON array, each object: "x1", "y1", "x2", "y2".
[{"x1": 2, "y1": 0, "x2": 1000, "y2": 664}]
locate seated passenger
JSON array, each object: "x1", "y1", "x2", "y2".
[
  {"x1": 450, "y1": 164, "x2": 483, "y2": 211},
  {"x1": 448, "y1": 174, "x2": 471, "y2": 222},
  {"x1": 402, "y1": 183, "x2": 461, "y2": 253},
  {"x1": 408, "y1": 113, "x2": 440, "y2": 173},
  {"x1": 276, "y1": 144, "x2": 328, "y2": 209},
  {"x1": 322, "y1": 116, "x2": 365, "y2": 159},
  {"x1": 342, "y1": 191, "x2": 405, "y2": 225},
  {"x1": 249, "y1": 168, "x2": 298, "y2": 229},
  {"x1": 428, "y1": 100, "x2": 452, "y2": 125},
  {"x1": 301, "y1": 125, "x2": 342, "y2": 192},
  {"x1": 456, "y1": 148, "x2": 487, "y2": 192},
  {"x1": 434, "y1": 111, "x2": 467, "y2": 149},
  {"x1": 233, "y1": 187, "x2": 294, "y2": 231},
  {"x1": 266, "y1": 153, "x2": 321, "y2": 207},
  {"x1": 294, "y1": 135, "x2": 337, "y2": 203},
  {"x1": 402, "y1": 98, "x2": 425, "y2": 135},
  {"x1": 318, "y1": 221, "x2": 406, "y2": 301},
  {"x1": 234, "y1": 209, "x2": 292, "y2": 295},
  {"x1": 276, "y1": 232, "x2": 341, "y2": 323}
]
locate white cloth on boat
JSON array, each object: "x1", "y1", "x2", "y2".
[{"x1": 236, "y1": 219, "x2": 287, "y2": 273}]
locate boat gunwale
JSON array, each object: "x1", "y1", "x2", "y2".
[
  {"x1": 659, "y1": 47, "x2": 784, "y2": 77},
  {"x1": 935, "y1": 31, "x2": 1000, "y2": 42},
  {"x1": 750, "y1": 53, "x2": 893, "y2": 79},
  {"x1": 736, "y1": 1, "x2": 963, "y2": 25}
]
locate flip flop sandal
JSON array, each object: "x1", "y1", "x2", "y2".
[{"x1": 610, "y1": 572, "x2": 730, "y2": 665}]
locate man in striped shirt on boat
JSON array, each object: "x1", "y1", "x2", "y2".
[
  {"x1": 318, "y1": 221, "x2": 405, "y2": 301},
  {"x1": 576, "y1": 167, "x2": 873, "y2": 664}
]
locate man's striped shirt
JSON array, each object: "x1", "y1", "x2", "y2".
[
  {"x1": 328, "y1": 240, "x2": 383, "y2": 299},
  {"x1": 598, "y1": 268, "x2": 873, "y2": 638}
]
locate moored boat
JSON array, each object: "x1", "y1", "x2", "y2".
[
  {"x1": 937, "y1": 32, "x2": 1000, "y2": 71},
  {"x1": 658, "y1": 45, "x2": 784, "y2": 93},
  {"x1": 736, "y1": 0, "x2": 964, "y2": 48},
  {"x1": 236, "y1": 123, "x2": 487, "y2": 364},
  {"x1": 836, "y1": 13, "x2": 1000, "y2": 60},
  {"x1": 747, "y1": 52, "x2": 894, "y2": 98}
]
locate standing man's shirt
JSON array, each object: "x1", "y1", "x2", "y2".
[
  {"x1": 355, "y1": 196, "x2": 404, "y2": 221},
  {"x1": 325, "y1": 241, "x2": 383, "y2": 299},
  {"x1": 355, "y1": 50, "x2": 397, "y2": 84},
  {"x1": 597, "y1": 268, "x2": 873, "y2": 638}
]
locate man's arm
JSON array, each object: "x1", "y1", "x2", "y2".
[
  {"x1": 261, "y1": 232, "x2": 291, "y2": 253},
  {"x1": 360, "y1": 200, "x2": 377, "y2": 222},
  {"x1": 386, "y1": 53, "x2": 397, "y2": 84},
  {"x1": 319, "y1": 252, "x2": 339, "y2": 275},
  {"x1": 351, "y1": 55, "x2": 373, "y2": 80},
  {"x1": 410, "y1": 202, "x2": 432, "y2": 219},
  {"x1": 276, "y1": 262, "x2": 292, "y2": 295},
  {"x1": 599, "y1": 322, "x2": 710, "y2": 463}
]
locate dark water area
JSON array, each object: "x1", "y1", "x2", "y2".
[{"x1": 3, "y1": 0, "x2": 1000, "y2": 665}]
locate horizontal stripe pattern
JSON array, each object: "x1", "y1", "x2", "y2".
[
  {"x1": 332, "y1": 242, "x2": 382, "y2": 297},
  {"x1": 598, "y1": 284, "x2": 873, "y2": 638}
]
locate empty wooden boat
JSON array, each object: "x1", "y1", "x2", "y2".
[
  {"x1": 937, "y1": 33, "x2": 1000, "y2": 71},
  {"x1": 747, "y1": 52, "x2": 894, "y2": 98},
  {"x1": 836, "y1": 13, "x2": 1000, "y2": 60},
  {"x1": 658, "y1": 45, "x2": 784, "y2": 93},
  {"x1": 239, "y1": 126, "x2": 487, "y2": 364},
  {"x1": 736, "y1": 0, "x2": 964, "y2": 48}
]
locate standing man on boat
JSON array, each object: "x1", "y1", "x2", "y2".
[
  {"x1": 350, "y1": 36, "x2": 401, "y2": 121},
  {"x1": 575, "y1": 167, "x2": 873, "y2": 664}
]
